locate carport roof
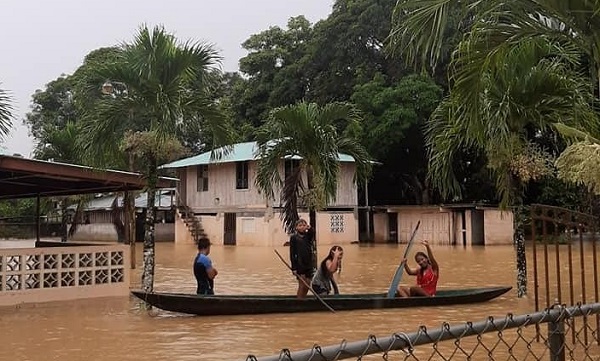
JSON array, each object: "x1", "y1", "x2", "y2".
[{"x1": 0, "y1": 155, "x2": 177, "y2": 200}]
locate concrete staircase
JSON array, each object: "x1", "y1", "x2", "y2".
[{"x1": 177, "y1": 203, "x2": 206, "y2": 243}]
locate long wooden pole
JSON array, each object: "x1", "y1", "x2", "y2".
[
  {"x1": 386, "y1": 220, "x2": 421, "y2": 298},
  {"x1": 274, "y1": 249, "x2": 336, "y2": 313}
]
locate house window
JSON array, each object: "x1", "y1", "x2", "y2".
[
  {"x1": 236, "y1": 161, "x2": 249, "y2": 189},
  {"x1": 284, "y1": 159, "x2": 300, "y2": 180},
  {"x1": 197, "y1": 165, "x2": 208, "y2": 192}
]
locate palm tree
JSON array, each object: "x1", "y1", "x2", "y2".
[
  {"x1": 255, "y1": 102, "x2": 372, "y2": 260},
  {"x1": 79, "y1": 25, "x2": 234, "y2": 293},
  {"x1": 0, "y1": 85, "x2": 14, "y2": 138},
  {"x1": 387, "y1": 1, "x2": 599, "y2": 297},
  {"x1": 389, "y1": 0, "x2": 600, "y2": 88}
]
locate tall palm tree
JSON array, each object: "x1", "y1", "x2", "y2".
[
  {"x1": 387, "y1": 1, "x2": 599, "y2": 297},
  {"x1": 0, "y1": 85, "x2": 14, "y2": 138},
  {"x1": 79, "y1": 25, "x2": 234, "y2": 293},
  {"x1": 255, "y1": 102, "x2": 372, "y2": 257}
]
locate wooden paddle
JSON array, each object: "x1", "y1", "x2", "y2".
[
  {"x1": 386, "y1": 220, "x2": 421, "y2": 298},
  {"x1": 274, "y1": 249, "x2": 336, "y2": 313}
]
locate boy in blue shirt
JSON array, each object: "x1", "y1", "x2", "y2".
[{"x1": 193, "y1": 237, "x2": 218, "y2": 295}]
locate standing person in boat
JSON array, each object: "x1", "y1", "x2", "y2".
[
  {"x1": 311, "y1": 245, "x2": 343, "y2": 296},
  {"x1": 289, "y1": 219, "x2": 316, "y2": 298},
  {"x1": 194, "y1": 237, "x2": 218, "y2": 295},
  {"x1": 396, "y1": 240, "x2": 439, "y2": 297}
]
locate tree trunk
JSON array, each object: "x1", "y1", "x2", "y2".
[
  {"x1": 111, "y1": 196, "x2": 125, "y2": 243},
  {"x1": 124, "y1": 191, "x2": 136, "y2": 269},
  {"x1": 514, "y1": 205, "x2": 527, "y2": 297},
  {"x1": 125, "y1": 152, "x2": 136, "y2": 269},
  {"x1": 141, "y1": 156, "x2": 158, "y2": 294},
  {"x1": 60, "y1": 198, "x2": 68, "y2": 242},
  {"x1": 68, "y1": 198, "x2": 83, "y2": 239}
]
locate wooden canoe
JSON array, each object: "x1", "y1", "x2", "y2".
[{"x1": 130, "y1": 286, "x2": 512, "y2": 316}]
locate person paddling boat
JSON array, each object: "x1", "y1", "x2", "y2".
[{"x1": 396, "y1": 240, "x2": 439, "y2": 297}]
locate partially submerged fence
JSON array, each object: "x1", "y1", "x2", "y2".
[
  {"x1": 246, "y1": 302, "x2": 600, "y2": 361},
  {"x1": 530, "y1": 204, "x2": 600, "y2": 311}
]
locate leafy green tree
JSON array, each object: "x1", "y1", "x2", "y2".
[
  {"x1": 235, "y1": 16, "x2": 314, "y2": 127},
  {"x1": 305, "y1": 0, "x2": 401, "y2": 103},
  {"x1": 351, "y1": 73, "x2": 443, "y2": 203},
  {"x1": 24, "y1": 76, "x2": 77, "y2": 153},
  {"x1": 78, "y1": 25, "x2": 234, "y2": 293},
  {"x1": 212, "y1": 72, "x2": 255, "y2": 143},
  {"x1": 255, "y1": 101, "x2": 373, "y2": 236}
]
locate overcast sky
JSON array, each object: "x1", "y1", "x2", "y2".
[{"x1": 0, "y1": 0, "x2": 333, "y2": 157}]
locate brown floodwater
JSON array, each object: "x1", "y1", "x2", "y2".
[{"x1": 0, "y1": 242, "x2": 597, "y2": 361}]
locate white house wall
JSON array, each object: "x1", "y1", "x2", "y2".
[
  {"x1": 331, "y1": 163, "x2": 359, "y2": 206},
  {"x1": 186, "y1": 162, "x2": 266, "y2": 210},
  {"x1": 182, "y1": 160, "x2": 358, "y2": 211},
  {"x1": 315, "y1": 211, "x2": 358, "y2": 245},
  {"x1": 174, "y1": 210, "x2": 358, "y2": 246}
]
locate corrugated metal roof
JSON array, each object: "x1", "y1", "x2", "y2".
[
  {"x1": 69, "y1": 189, "x2": 175, "y2": 211},
  {"x1": 161, "y1": 141, "x2": 356, "y2": 169}
]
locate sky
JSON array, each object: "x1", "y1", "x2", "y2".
[{"x1": 0, "y1": 0, "x2": 333, "y2": 157}]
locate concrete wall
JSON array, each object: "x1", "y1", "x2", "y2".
[
  {"x1": 71, "y1": 223, "x2": 174, "y2": 242},
  {"x1": 483, "y1": 209, "x2": 514, "y2": 245},
  {"x1": 315, "y1": 211, "x2": 358, "y2": 246},
  {"x1": 175, "y1": 210, "x2": 358, "y2": 247},
  {"x1": 0, "y1": 243, "x2": 130, "y2": 307}
]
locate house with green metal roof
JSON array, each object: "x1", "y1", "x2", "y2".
[
  {"x1": 161, "y1": 141, "x2": 359, "y2": 168},
  {"x1": 162, "y1": 141, "x2": 362, "y2": 247}
]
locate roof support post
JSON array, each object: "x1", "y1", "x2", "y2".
[{"x1": 35, "y1": 193, "x2": 41, "y2": 245}]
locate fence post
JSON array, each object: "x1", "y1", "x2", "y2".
[{"x1": 548, "y1": 304, "x2": 565, "y2": 361}]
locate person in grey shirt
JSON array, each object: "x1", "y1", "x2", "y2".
[{"x1": 311, "y1": 246, "x2": 343, "y2": 296}]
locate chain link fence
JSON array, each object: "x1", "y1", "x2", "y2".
[{"x1": 247, "y1": 303, "x2": 600, "y2": 361}]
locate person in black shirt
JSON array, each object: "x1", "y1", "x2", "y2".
[{"x1": 289, "y1": 219, "x2": 315, "y2": 298}]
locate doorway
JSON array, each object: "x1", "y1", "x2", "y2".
[
  {"x1": 223, "y1": 213, "x2": 236, "y2": 245},
  {"x1": 387, "y1": 212, "x2": 398, "y2": 243},
  {"x1": 471, "y1": 209, "x2": 485, "y2": 245}
]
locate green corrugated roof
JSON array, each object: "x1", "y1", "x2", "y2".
[{"x1": 161, "y1": 141, "x2": 356, "y2": 169}]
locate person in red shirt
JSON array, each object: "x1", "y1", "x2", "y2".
[{"x1": 396, "y1": 240, "x2": 439, "y2": 297}]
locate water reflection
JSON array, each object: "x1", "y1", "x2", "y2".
[{"x1": 0, "y1": 242, "x2": 596, "y2": 361}]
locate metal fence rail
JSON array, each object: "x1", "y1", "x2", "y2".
[{"x1": 246, "y1": 303, "x2": 600, "y2": 361}]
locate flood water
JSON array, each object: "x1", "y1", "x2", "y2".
[{"x1": 0, "y1": 242, "x2": 597, "y2": 361}]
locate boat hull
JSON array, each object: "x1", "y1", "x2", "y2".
[{"x1": 131, "y1": 286, "x2": 512, "y2": 316}]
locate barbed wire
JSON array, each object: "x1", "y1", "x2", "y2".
[{"x1": 246, "y1": 303, "x2": 600, "y2": 361}]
